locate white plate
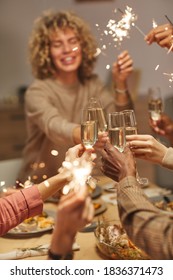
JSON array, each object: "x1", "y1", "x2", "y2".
[
  {"x1": 5, "y1": 210, "x2": 55, "y2": 238},
  {"x1": 91, "y1": 185, "x2": 102, "y2": 199},
  {"x1": 93, "y1": 203, "x2": 107, "y2": 216}
]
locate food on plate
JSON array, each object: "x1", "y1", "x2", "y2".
[
  {"x1": 154, "y1": 200, "x2": 173, "y2": 212},
  {"x1": 8, "y1": 211, "x2": 54, "y2": 234},
  {"x1": 95, "y1": 220, "x2": 150, "y2": 260},
  {"x1": 93, "y1": 202, "x2": 101, "y2": 210}
]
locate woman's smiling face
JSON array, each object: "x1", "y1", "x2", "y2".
[{"x1": 50, "y1": 28, "x2": 82, "y2": 76}]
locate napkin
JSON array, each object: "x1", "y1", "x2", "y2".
[
  {"x1": 143, "y1": 187, "x2": 171, "y2": 198},
  {"x1": 0, "y1": 243, "x2": 80, "y2": 260}
]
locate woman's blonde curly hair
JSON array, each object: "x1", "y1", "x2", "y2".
[{"x1": 28, "y1": 10, "x2": 98, "y2": 83}]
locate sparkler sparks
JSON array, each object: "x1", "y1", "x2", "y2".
[
  {"x1": 107, "y1": 6, "x2": 137, "y2": 46},
  {"x1": 58, "y1": 151, "x2": 96, "y2": 194},
  {"x1": 152, "y1": 19, "x2": 158, "y2": 28},
  {"x1": 163, "y1": 72, "x2": 173, "y2": 87},
  {"x1": 117, "y1": 7, "x2": 146, "y2": 37},
  {"x1": 94, "y1": 6, "x2": 137, "y2": 54}
]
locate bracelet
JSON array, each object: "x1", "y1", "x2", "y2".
[
  {"x1": 48, "y1": 249, "x2": 74, "y2": 260},
  {"x1": 115, "y1": 88, "x2": 128, "y2": 94}
]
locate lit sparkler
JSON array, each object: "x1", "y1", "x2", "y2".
[
  {"x1": 152, "y1": 19, "x2": 158, "y2": 28},
  {"x1": 107, "y1": 6, "x2": 137, "y2": 47},
  {"x1": 58, "y1": 150, "x2": 97, "y2": 194},
  {"x1": 117, "y1": 7, "x2": 146, "y2": 37},
  {"x1": 163, "y1": 72, "x2": 173, "y2": 87},
  {"x1": 94, "y1": 6, "x2": 138, "y2": 54}
]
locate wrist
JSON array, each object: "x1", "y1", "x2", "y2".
[
  {"x1": 50, "y1": 231, "x2": 75, "y2": 255},
  {"x1": 48, "y1": 249, "x2": 74, "y2": 260}
]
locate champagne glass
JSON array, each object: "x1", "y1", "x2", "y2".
[
  {"x1": 81, "y1": 108, "x2": 98, "y2": 149},
  {"x1": 148, "y1": 87, "x2": 163, "y2": 121},
  {"x1": 108, "y1": 112, "x2": 126, "y2": 152},
  {"x1": 80, "y1": 108, "x2": 98, "y2": 192},
  {"x1": 122, "y1": 109, "x2": 149, "y2": 186},
  {"x1": 88, "y1": 97, "x2": 107, "y2": 133}
]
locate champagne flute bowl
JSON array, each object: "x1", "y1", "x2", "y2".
[
  {"x1": 81, "y1": 108, "x2": 98, "y2": 149},
  {"x1": 108, "y1": 112, "x2": 126, "y2": 153}
]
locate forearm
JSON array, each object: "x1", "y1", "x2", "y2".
[
  {"x1": 117, "y1": 177, "x2": 173, "y2": 259},
  {"x1": 0, "y1": 186, "x2": 42, "y2": 236},
  {"x1": 37, "y1": 173, "x2": 69, "y2": 201},
  {"x1": 49, "y1": 228, "x2": 75, "y2": 256},
  {"x1": 114, "y1": 89, "x2": 134, "y2": 111}
]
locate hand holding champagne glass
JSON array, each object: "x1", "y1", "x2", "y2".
[{"x1": 108, "y1": 112, "x2": 126, "y2": 152}]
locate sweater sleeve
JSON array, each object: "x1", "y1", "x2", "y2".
[
  {"x1": 0, "y1": 185, "x2": 43, "y2": 236},
  {"x1": 117, "y1": 176, "x2": 173, "y2": 259},
  {"x1": 25, "y1": 80, "x2": 78, "y2": 145},
  {"x1": 162, "y1": 147, "x2": 173, "y2": 170}
]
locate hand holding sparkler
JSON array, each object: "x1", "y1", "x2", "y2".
[
  {"x1": 58, "y1": 144, "x2": 97, "y2": 194},
  {"x1": 145, "y1": 23, "x2": 173, "y2": 52},
  {"x1": 117, "y1": 7, "x2": 146, "y2": 38}
]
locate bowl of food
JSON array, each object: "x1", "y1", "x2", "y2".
[{"x1": 94, "y1": 219, "x2": 150, "y2": 260}]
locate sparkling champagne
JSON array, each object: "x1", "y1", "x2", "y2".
[
  {"x1": 125, "y1": 126, "x2": 137, "y2": 135},
  {"x1": 96, "y1": 108, "x2": 107, "y2": 132},
  {"x1": 148, "y1": 98, "x2": 163, "y2": 121},
  {"x1": 81, "y1": 121, "x2": 97, "y2": 149},
  {"x1": 87, "y1": 108, "x2": 97, "y2": 121},
  {"x1": 108, "y1": 127, "x2": 125, "y2": 152}
]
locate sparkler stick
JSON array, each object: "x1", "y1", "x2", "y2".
[
  {"x1": 165, "y1": 15, "x2": 173, "y2": 26},
  {"x1": 131, "y1": 23, "x2": 146, "y2": 37}
]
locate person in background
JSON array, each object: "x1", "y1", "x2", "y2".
[
  {"x1": 145, "y1": 23, "x2": 173, "y2": 144},
  {"x1": 18, "y1": 10, "x2": 134, "y2": 184},
  {"x1": 0, "y1": 144, "x2": 95, "y2": 237},
  {"x1": 100, "y1": 141, "x2": 173, "y2": 259},
  {"x1": 149, "y1": 113, "x2": 173, "y2": 147}
]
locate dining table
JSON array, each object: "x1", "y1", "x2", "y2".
[{"x1": 0, "y1": 175, "x2": 169, "y2": 260}]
